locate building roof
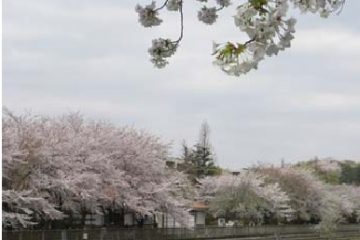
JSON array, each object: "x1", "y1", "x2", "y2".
[{"x1": 191, "y1": 201, "x2": 209, "y2": 211}]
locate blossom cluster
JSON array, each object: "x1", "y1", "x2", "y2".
[
  {"x1": 167, "y1": 0, "x2": 182, "y2": 11},
  {"x1": 148, "y1": 38, "x2": 178, "y2": 68},
  {"x1": 198, "y1": 6, "x2": 218, "y2": 24},
  {"x1": 290, "y1": 0, "x2": 345, "y2": 18},
  {"x1": 197, "y1": 0, "x2": 231, "y2": 25},
  {"x1": 135, "y1": 1, "x2": 162, "y2": 27},
  {"x1": 213, "y1": 0, "x2": 297, "y2": 76},
  {"x1": 135, "y1": 1, "x2": 184, "y2": 68},
  {"x1": 216, "y1": 0, "x2": 231, "y2": 7}
]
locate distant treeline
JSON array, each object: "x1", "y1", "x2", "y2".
[{"x1": 296, "y1": 158, "x2": 360, "y2": 185}]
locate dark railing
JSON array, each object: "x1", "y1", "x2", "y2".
[{"x1": 3, "y1": 224, "x2": 360, "y2": 240}]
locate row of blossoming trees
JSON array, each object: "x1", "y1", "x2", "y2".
[
  {"x1": 3, "y1": 109, "x2": 360, "y2": 231},
  {"x1": 200, "y1": 166, "x2": 360, "y2": 231},
  {"x1": 2, "y1": 109, "x2": 194, "y2": 229}
]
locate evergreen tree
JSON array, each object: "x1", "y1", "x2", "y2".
[{"x1": 181, "y1": 121, "x2": 221, "y2": 180}]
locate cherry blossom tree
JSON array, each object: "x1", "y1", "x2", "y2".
[
  {"x1": 4, "y1": 108, "x2": 359, "y2": 230},
  {"x1": 257, "y1": 166, "x2": 360, "y2": 232},
  {"x1": 2, "y1": 109, "x2": 193, "y2": 229},
  {"x1": 330, "y1": 185, "x2": 360, "y2": 223},
  {"x1": 199, "y1": 172, "x2": 293, "y2": 225},
  {"x1": 135, "y1": 0, "x2": 345, "y2": 76},
  {"x1": 200, "y1": 164, "x2": 360, "y2": 230},
  {"x1": 2, "y1": 190, "x2": 65, "y2": 229}
]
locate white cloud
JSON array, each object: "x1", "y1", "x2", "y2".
[
  {"x1": 293, "y1": 28, "x2": 360, "y2": 56},
  {"x1": 287, "y1": 92, "x2": 360, "y2": 111}
]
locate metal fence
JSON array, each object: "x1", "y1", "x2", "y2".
[{"x1": 3, "y1": 224, "x2": 360, "y2": 240}]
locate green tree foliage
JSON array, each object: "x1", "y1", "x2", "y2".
[
  {"x1": 340, "y1": 161, "x2": 360, "y2": 186},
  {"x1": 295, "y1": 158, "x2": 360, "y2": 186},
  {"x1": 180, "y1": 121, "x2": 222, "y2": 180},
  {"x1": 295, "y1": 158, "x2": 341, "y2": 185}
]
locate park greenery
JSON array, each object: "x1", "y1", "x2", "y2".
[
  {"x1": 135, "y1": 0, "x2": 346, "y2": 76},
  {"x1": 179, "y1": 121, "x2": 222, "y2": 181},
  {"x1": 2, "y1": 109, "x2": 360, "y2": 232}
]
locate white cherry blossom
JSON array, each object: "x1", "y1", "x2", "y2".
[
  {"x1": 135, "y1": 1, "x2": 162, "y2": 27},
  {"x1": 2, "y1": 109, "x2": 193, "y2": 228},
  {"x1": 135, "y1": 0, "x2": 345, "y2": 76},
  {"x1": 198, "y1": 6, "x2": 218, "y2": 25},
  {"x1": 166, "y1": 0, "x2": 182, "y2": 11},
  {"x1": 216, "y1": 0, "x2": 231, "y2": 7},
  {"x1": 148, "y1": 38, "x2": 178, "y2": 68}
]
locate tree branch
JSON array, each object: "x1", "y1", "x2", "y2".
[{"x1": 154, "y1": 0, "x2": 169, "y2": 11}]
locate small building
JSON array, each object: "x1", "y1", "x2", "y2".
[
  {"x1": 123, "y1": 212, "x2": 156, "y2": 227},
  {"x1": 190, "y1": 201, "x2": 209, "y2": 227},
  {"x1": 124, "y1": 212, "x2": 135, "y2": 226},
  {"x1": 155, "y1": 212, "x2": 186, "y2": 228},
  {"x1": 85, "y1": 213, "x2": 104, "y2": 226},
  {"x1": 155, "y1": 201, "x2": 209, "y2": 228}
]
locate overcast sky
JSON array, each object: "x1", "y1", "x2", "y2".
[{"x1": 3, "y1": 0, "x2": 360, "y2": 169}]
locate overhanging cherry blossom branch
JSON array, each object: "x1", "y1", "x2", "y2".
[
  {"x1": 135, "y1": 0, "x2": 346, "y2": 76},
  {"x1": 154, "y1": 0, "x2": 170, "y2": 11}
]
